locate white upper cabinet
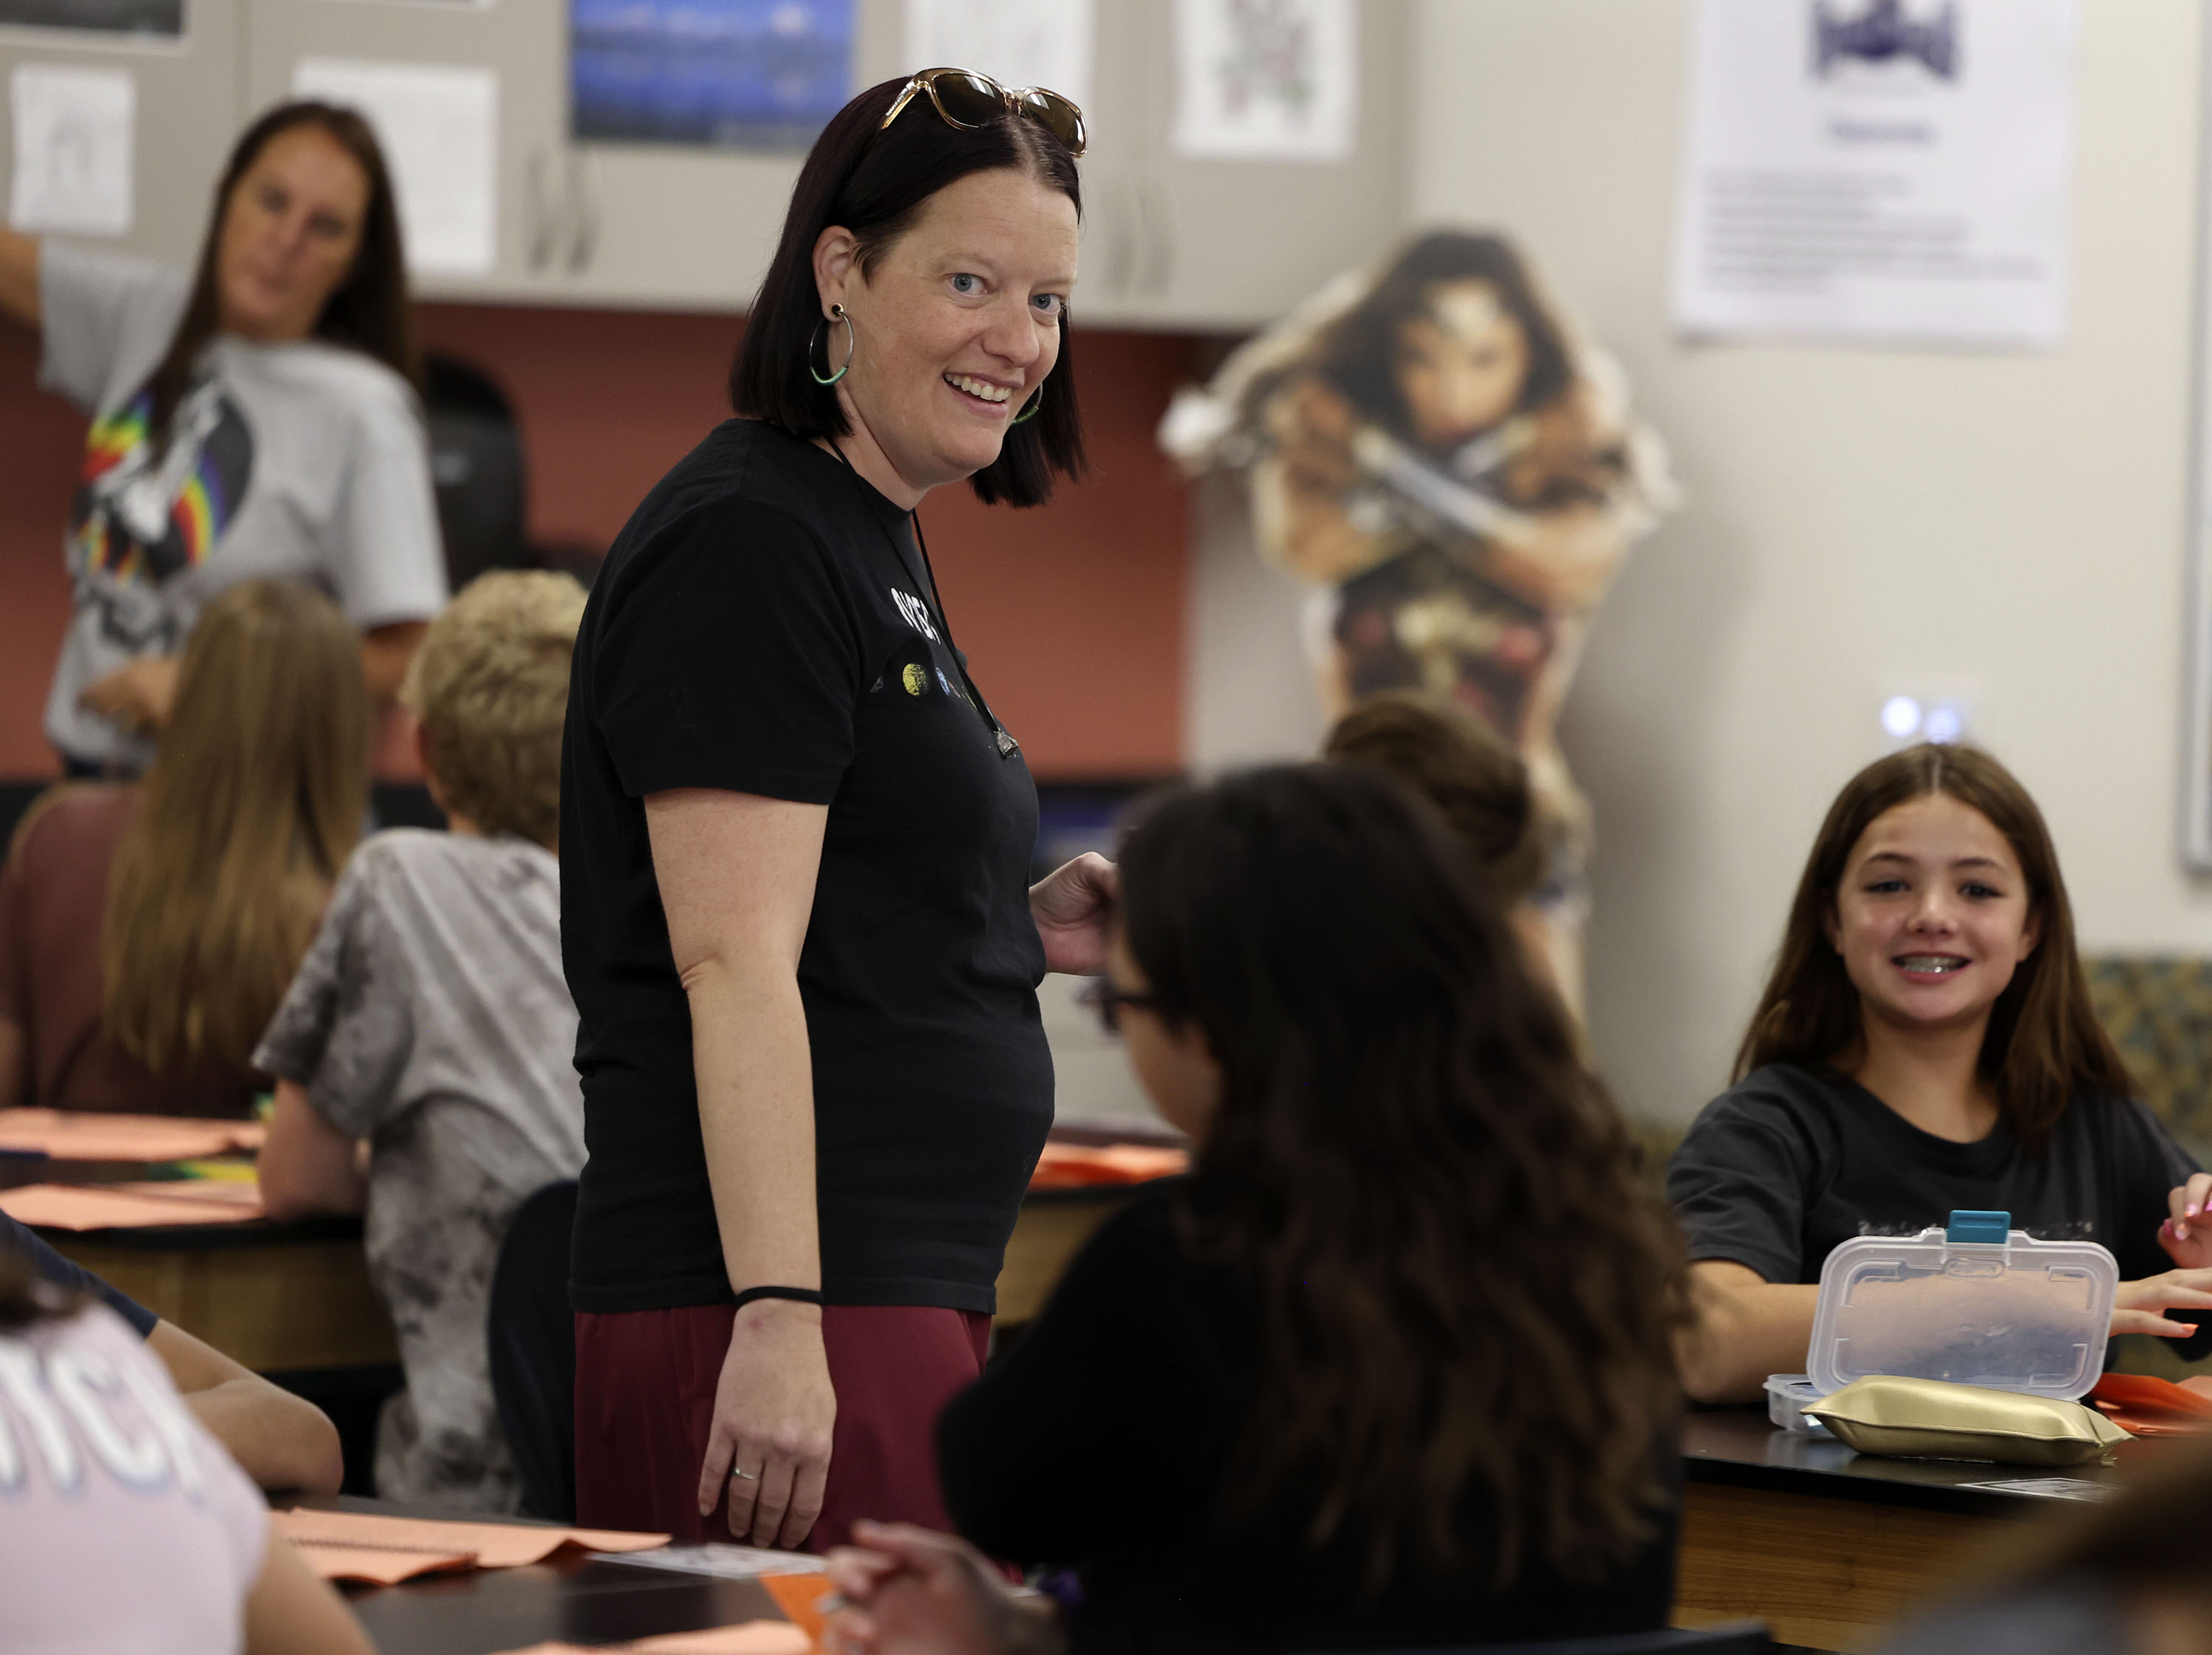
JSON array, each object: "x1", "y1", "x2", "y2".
[
  {"x1": 1076, "y1": 0, "x2": 1405, "y2": 330},
  {"x1": 0, "y1": 0, "x2": 243, "y2": 272},
  {"x1": 241, "y1": 0, "x2": 565, "y2": 297}
]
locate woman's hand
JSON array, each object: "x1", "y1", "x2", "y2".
[
  {"x1": 1029, "y1": 854, "x2": 1117, "y2": 976},
  {"x1": 696, "y1": 1299, "x2": 836, "y2": 1548},
  {"x1": 2159, "y1": 1172, "x2": 2212, "y2": 1269},
  {"x1": 824, "y1": 1521, "x2": 1062, "y2": 1655},
  {"x1": 78, "y1": 654, "x2": 181, "y2": 734},
  {"x1": 2112, "y1": 1268, "x2": 2212, "y2": 1339}
]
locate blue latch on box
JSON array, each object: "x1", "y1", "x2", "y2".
[{"x1": 1946, "y1": 1209, "x2": 2010, "y2": 1245}]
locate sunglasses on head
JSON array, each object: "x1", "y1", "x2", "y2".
[{"x1": 882, "y1": 68, "x2": 1088, "y2": 158}]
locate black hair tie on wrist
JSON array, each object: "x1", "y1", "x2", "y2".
[{"x1": 731, "y1": 1286, "x2": 827, "y2": 1313}]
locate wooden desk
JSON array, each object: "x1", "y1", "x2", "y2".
[
  {"x1": 44, "y1": 1215, "x2": 401, "y2": 1372},
  {"x1": 1674, "y1": 1411, "x2": 2129, "y2": 1651},
  {"x1": 282, "y1": 1496, "x2": 792, "y2": 1655}
]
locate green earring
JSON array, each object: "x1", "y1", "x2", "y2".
[
  {"x1": 810, "y1": 305, "x2": 854, "y2": 386},
  {"x1": 1010, "y1": 384, "x2": 1043, "y2": 425}
]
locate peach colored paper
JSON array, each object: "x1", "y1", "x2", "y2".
[
  {"x1": 759, "y1": 1573, "x2": 837, "y2": 1645},
  {"x1": 0, "y1": 1108, "x2": 264, "y2": 1164},
  {"x1": 493, "y1": 1626, "x2": 811, "y2": 1655},
  {"x1": 0, "y1": 1182, "x2": 263, "y2": 1231},
  {"x1": 1028, "y1": 1142, "x2": 1188, "y2": 1190},
  {"x1": 274, "y1": 1507, "x2": 669, "y2": 1584}
]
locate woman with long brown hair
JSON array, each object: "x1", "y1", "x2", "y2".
[
  {"x1": 824, "y1": 764, "x2": 1686, "y2": 1654},
  {"x1": 1670, "y1": 743, "x2": 2212, "y2": 1404},
  {"x1": 0, "y1": 100, "x2": 445, "y2": 776},
  {"x1": 0, "y1": 579, "x2": 370, "y2": 1116}
]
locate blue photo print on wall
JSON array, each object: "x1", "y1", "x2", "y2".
[{"x1": 572, "y1": 0, "x2": 853, "y2": 151}]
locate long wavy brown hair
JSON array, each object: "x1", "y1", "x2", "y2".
[
  {"x1": 103, "y1": 581, "x2": 371, "y2": 1078},
  {"x1": 1118, "y1": 764, "x2": 1685, "y2": 1589},
  {"x1": 147, "y1": 101, "x2": 417, "y2": 448},
  {"x1": 1736, "y1": 743, "x2": 2131, "y2": 1151}
]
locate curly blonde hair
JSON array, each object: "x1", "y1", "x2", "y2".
[{"x1": 403, "y1": 571, "x2": 588, "y2": 850}]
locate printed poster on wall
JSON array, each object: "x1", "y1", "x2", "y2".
[
  {"x1": 10, "y1": 63, "x2": 133, "y2": 236},
  {"x1": 1671, "y1": 0, "x2": 2081, "y2": 347},
  {"x1": 293, "y1": 58, "x2": 498, "y2": 278},
  {"x1": 1173, "y1": 0, "x2": 1355, "y2": 164},
  {"x1": 905, "y1": 0, "x2": 1095, "y2": 109}
]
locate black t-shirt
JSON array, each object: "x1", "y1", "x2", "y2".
[
  {"x1": 560, "y1": 419, "x2": 1052, "y2": 1315},
  {"x1": 1, "y1": 1211, "x2": 156, "y2": 1335},
  {"x1": 1669, "y1": 1063, "x2": 2204, "y2": 1291},
  {"x1": 937, "y1": 1182, "x2": 1680, "y2": 1654}
]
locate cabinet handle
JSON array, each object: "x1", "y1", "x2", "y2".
[
  {"x1": 524, "y1": 149, "x2": 561, "y2": 273},
  {"x1": 566, "y1": 150, "x2": 600, "y2": 273}
]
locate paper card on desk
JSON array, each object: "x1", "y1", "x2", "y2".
[
  {"x1": 274, "y1": 1508, "x2": 669, "y2": 1582},
  {"x1": 1955, "y1": 1477, "x2": 2118, "y2": 1502},
  {"x1": 0, "y1": 1183, "x2": 261, "y2": 1232},
  {"x1": 0, "y1": 1108, "x2": 263, "y2": 1163},
  {"x1": 1029, "y1": 1142, "x2": 1188, "y2": 1189},
  {"x1": 759, "y1": 1573, "x2": 837, "y2": 1645},
  {"x1": 493, "y1": 1626, "x2": 810, "y2": 1655},
  {"x1": 605, "y1": 1544, "x2": 828, "y2": 1580}
]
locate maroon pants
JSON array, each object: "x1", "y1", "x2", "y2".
[{"x1": 574, "y1": 1303, "x2": 990, "y2": 1551}]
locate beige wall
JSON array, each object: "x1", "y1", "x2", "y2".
[{"x1": 1189, "y1": 0, "x2": 2212, "y2": 1127}]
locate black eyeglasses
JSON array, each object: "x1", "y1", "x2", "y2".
[
  {"x1": 882, "y1": 68, "x2": 1088, "y2": 158},
  {"x1": 1079, "y1": 976, "x2": 1158, "y2": 1037}
]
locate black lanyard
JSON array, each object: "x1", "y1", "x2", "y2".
[{"x1": 830, "y1": 442, "x2": 1019, "y2": 760}]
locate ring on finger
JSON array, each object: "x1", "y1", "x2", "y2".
[{"x1": 730, "y1": 1465, "x2": 761, "y2": 1482}]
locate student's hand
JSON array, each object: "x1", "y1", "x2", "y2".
[
  {"x1": 2160, "y1": 1173, "x2": 2212, "y2": 1269},
  {"x1": 2111, "y1": 1269, "x2": 2212, "y2": 1339},
  {"x1": 1029, "y1": 854, "x2": 1118, "y2": 976},
  {"x1": 824, "y1": 1521, "x2": 1062, "y2": 1655},
  {"x1": 78, "y1": 654, "x2": 181, "y2": 734},
  {"x1": 696, "y1": 1299, "x2": 835, "y2": 1548}
]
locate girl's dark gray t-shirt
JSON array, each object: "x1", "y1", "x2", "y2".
[{"x1": 1669, "y1": 1062, "x2": 2202, "y2": 1293}]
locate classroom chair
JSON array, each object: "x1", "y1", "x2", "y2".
[{"x1": 487, "y1": 1178, "x2": 580, "y2": 1522}]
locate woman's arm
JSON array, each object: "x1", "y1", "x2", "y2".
[
  {"x1": 827, "y1": 1522, "x2": 1065, "y2": 1655},
  {"x1": 257, "y1": 1079, "x2": 368, "y2": 1222},
  {"x1": 1029, "y1": 854, "x2": 1116, "y2": 976},
  {"x1": 646, "y1": 785, "x2": 837, "y2": 1550},
  {"x1": 0, "y1": 227, "x2": 38, "y2": 327},
  {"x1": 78, "y1": 617, "x2": 430, "y2": 736},
  {"x1": 361, "y1": 620, "x2": 427, "y2": 704},
  {"x1": 145, "y1": 1320, "x2": 344, "y2": 1493},
  {"x1": 1675, "y1": 1259, "x2": 1820, "y2": 1404},
  {"x1": 241, "y1": 1524, "x2": 376, "y2": 1655}
]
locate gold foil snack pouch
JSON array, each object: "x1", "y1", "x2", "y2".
[{"x1": 1803, "y1": 1375, "x2": 2130, "y2": 1465}]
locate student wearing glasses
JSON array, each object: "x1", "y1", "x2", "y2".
[{"x1": 560, "y1": 71, "x2": 1113, "y2": 1551}]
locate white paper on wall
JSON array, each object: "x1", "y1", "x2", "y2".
[
  {"x1": 903, "y1": 0, "x2": 1095, "y2": 109},
  {"x1": 292, "y1": 58, "x2": 498, "y2": 277},
  {"x1": 10, "y1": 63, "x2": 134, "y2": 236},
  {"x1": 1671, "y1": 0, "x2": 2081, "y2": 348},
  {"x1": 1172, "y1": 0, "x2": 1355, "y2": 164}
]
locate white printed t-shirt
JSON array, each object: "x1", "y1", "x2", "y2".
[
  {"x1": 0, "y1": 1302, "x2": 269, "y2": 1655},
  {"x1": 38, "y1": 240, "x2": 448, "y2": 770}
]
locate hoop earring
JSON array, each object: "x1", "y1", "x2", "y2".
[
  {"x1": 810, "y1": 304, "x2": 855, "y2": 386},
  {"x1": 1010, "y1": 384, "x2": 1044, "y2": 425}
]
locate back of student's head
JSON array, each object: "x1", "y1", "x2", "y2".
[
  {"x1": 1738, "y1": 742, "x2": 2128, "y2": 1148},
  {"x1": 1116, "y1": 763, "x2": 1683, "y2": 1589},
  {"x1": 104, "y1": 580, "x2": 371, "y2": 1080},
  {"x1": 1322, "y1": 690, "x2": 1545, "y2": 904},
  {"x1": 0, "y1": 1241, "x2": 80, "y2": 1332},
  {"x1": 403, "y1": 570, "x2": 587, "y2": 851}
]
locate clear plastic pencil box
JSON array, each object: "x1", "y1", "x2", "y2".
[{"x1": 1764, "y1": 1210, "x2": 2118, "y2": 1437}]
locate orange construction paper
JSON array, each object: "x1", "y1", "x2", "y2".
[
  {"x1": 759, "y1": 1572, "x2": 837, "y2": 1645},
  {"x1": 2089, "y1": 1372, "x2": 2212, "y2": 1437},
  {"x1": 0, "y1": 1108, "x2": 264, "y2": 1164},
  {"x1": 1027, "y1": 1142, "x2": 1187, "y2": 1190},
  {"x1": 0, "y1": 1182, "x2": 263, "y2": 1231},
  {"x1": 274, "y1": 1507, "x2": 669, "y2": 1583},
  {"x1": 493, "y1": 1628, "x2": 810, "y2": 1655}
]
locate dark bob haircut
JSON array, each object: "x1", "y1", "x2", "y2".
[{"x1": 732, "y1": 76, "x2": 1085, "y2": 508}]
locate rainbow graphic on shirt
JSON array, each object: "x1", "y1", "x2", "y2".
[{"x1": 68, "y1": 385, "x2": 253, "y2": 589}]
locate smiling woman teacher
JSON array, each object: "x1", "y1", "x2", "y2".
[
  {"x1": 0, "y1": 101, "x2": 445, "y2": 774},
  {"x1": 561, "y1": 72, "x2": 1109, "y2": 1551}
]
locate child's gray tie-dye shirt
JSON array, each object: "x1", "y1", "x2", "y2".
[{"x1": 255, "y1": 828, "x2": 585, "y2": 1511}]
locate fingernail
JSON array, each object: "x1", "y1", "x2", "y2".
[{"x1": 2191, "y1": 1204, "x2": 2202, "y2": 1217}]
